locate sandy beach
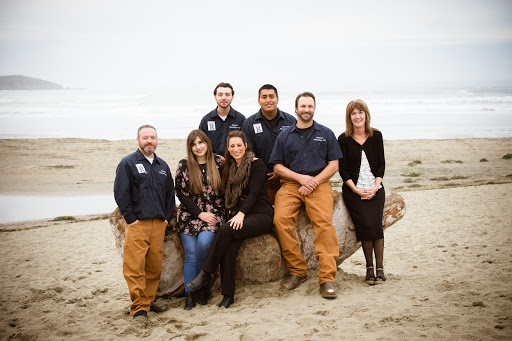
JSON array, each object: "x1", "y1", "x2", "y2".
[{"x1": 0, "y1": 137, "x2": 511, "y2": 340}]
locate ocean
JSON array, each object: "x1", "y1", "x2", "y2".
[
  {"x1": 1, "y1": 85, "x2": 511, "y2": 223},
  {"x1": 1, "y1": 86, "x2": 512, "y2": 140}
]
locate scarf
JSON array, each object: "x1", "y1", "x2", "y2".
[{"x1": 225, "y1": 151, "x2": 254, "y2": 211}]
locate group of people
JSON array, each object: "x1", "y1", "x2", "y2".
[{"x1": 114, "y1": 83, "x2": 387, "y2": 319}]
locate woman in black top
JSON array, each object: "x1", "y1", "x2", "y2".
[
  {"x1": 187, "y1": 130, "x2": 274, "y2": 307},
  {"x1": 338, "y1": 99, "x2": 386, "y2": 285}
]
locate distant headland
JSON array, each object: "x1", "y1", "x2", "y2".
[{"x1": 0, "y1": 75, "x2": 64, "y2": 90}]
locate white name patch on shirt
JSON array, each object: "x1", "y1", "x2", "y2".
[
  {"x1": 253, "y1": 123, "x2": 263, "y2": 134},
  {"x1": 313, "y1": 136, "x2": 326, "y2": 142},
  {"x1": 207, "y1": 121, "x2": 216, "y2": 131},
  {"x1": 136, "y1": 164, "x2": 146, "y2": 174}
]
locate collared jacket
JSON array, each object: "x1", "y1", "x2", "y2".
[
  {"x1": 242, "y1": 108, "x2": 296, "y2": 173},
  {"x1": 269, "y1": 121, "x2": 343, "y2": 176},
  {"x1": 199, "y1": 107, "x2": 246, "y2": 155},
  {"x1": 114, "y1": 149, "x2": 175, "y2": 224}
]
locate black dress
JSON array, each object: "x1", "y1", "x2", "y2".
[{"x1": 338, "y1": 130, "x2": 385, "y2": 241}]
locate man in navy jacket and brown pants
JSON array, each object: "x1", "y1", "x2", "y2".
[{"x1": 114, "y1": 124, "x2": 175, "y2": 319}]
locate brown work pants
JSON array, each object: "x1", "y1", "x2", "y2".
[
  {"x1": 123, "y1": 218, "x2": 166, "y2": 315},
  {"x1": 274, "y1": 181, "x2": 339, "y2": 284}
]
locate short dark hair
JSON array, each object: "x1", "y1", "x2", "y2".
[
  {"x1": 295, "y1": 92, "x2": 316, "y2": 108},
  {"x1": 137, "y1": 124, "x2": 157, "y2": 137},
  {"x1": 213, "y1": 82, "x2": 234, "y2": 96},
  {"x1": 258, "y1": 84, "x2": 278, "y2": 98}
]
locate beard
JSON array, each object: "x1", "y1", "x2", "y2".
[
  {"x1": 217, "y1": 100, "x2": 231, "y2": 109},
  {"x1": 298, "y1": 113, "x2": 313, "y2": 124},
  {"x1": 140, "y1": 143, "x2": 156, "y2": 155}
]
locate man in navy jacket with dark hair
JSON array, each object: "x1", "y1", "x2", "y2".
[{"x1": 199, "y1": 82, "x2": 245, "y2": 155}]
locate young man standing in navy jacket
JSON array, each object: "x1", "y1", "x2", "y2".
[
  {"x1": 242, "y1": 84, "x2": 296, "y2": 203},
  {"x1": 199, "y1": 82, "x2": 245, "y2": 155}
]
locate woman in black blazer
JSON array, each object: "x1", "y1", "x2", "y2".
[{"x1": 338, "y1": 99, "x2": 386, "y2": 285}]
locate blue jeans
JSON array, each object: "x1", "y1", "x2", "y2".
[{"x1": 180, "y1": 231, "x2": 215, "y2": 292}]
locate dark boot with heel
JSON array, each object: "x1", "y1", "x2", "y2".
[
  {"x1": 184, "y1": 291, "x2": 196, "y2": 310},
  {"x1": 187, "y1": 269, "x2": 211, "y2": 290},
  {"x1": 218, "y1": 295, "x2": 234, "y2": 308},
  {"x1": 196, "y1": 286, "x2": 210, "y2": 305}
]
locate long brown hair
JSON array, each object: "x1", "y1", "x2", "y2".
[
  {"x1": 186, "y1": 129, "x2": 222, "y2": 195},
  {"x1": 344, "y1": 99, "x2": 375, "y2": 138},
  {"x1": 221, "y1": 130, "x2": 252, "y2": 191}
]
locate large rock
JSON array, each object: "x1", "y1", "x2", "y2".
[{"x1": 109, "y1": 189, "x2": 405, "y2": 296}]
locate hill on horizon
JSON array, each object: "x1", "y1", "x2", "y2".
[{"x1": 0, "y1": 75, "x2": 64, "y2": 90}]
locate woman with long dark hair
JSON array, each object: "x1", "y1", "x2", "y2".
[
  {"x1": 187, "y1": 130, "x2": 274, "y2": 308},
  {"x1": 338, "y1": 99, "x2": 386, "y2": 285},
  {"x1": 175, "y1": 129, "x2": 226, "y2": 310}
]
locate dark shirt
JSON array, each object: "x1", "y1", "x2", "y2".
[
  {"x1": 297, "y1": 126, "x2": 311, "y2": 140},
  {"x1": 237, "y1": 158, "x2": 274, "y2": 217},
  {"x1": 114, "y1": 149, "x2": 175, "y2": 224},
  {"x1": 199, "y1": 107, "x2": 246, "y2": 155},
  {"x1": 242, "y1": 108, "x2": 296, "y2": 173},
  {"x1": 269, "y1": 121, "x2": 343, "y2": 176},
  {"x1": 337, "y1": 130, "x2": 385, "y2": 186}
]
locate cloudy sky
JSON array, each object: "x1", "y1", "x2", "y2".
[{"x1": 1, "y1": 0, "x2": 511, "y2": 91}]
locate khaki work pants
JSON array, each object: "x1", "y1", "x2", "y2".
[
  {"x1": 274, "y1": 181, "x2": 339, "y2": 284},
  {"x1": 123, "y1": 218, "x2": 166, "y2": 315}
]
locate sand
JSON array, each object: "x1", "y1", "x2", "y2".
[{"x1": 0, "y1": 138, "x2": 511, "y2": 340}]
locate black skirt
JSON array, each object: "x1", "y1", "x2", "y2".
[{"x1": 342, "y1": 184, "x2": 385, "y2": 241}]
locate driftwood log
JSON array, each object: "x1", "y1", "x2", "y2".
[{"x1": 109, "y1": 189, "x2": 406, "y2": 296}]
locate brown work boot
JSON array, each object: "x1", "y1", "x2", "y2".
[
  {"x1": 281, "y1": 275, "x2": 307, "y2": 290},
  {"x1": 319, "y1": 281, "x2": 337, "y2": 299}
]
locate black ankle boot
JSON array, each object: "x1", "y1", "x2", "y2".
[
  {"x1": 184, "y1": 292, "x2": 196, "y2": 310},
  {"x1": 196, "y1": 286, "x2": 210, "y2": 306},
  {"x1": 218, "y1": 295, "x2": 234, "y2": 308},
  {"x1": 187, "y1": 269, "x2": 211, "y2": 290}
]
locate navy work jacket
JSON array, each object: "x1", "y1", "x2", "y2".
[
  {"x1": 269, "y1": 121, "x2": 343, "y2": 176},
  {"x1": 242, "y1": 108, "x2": 296, "y2": 173},
  {"x1": 199, "y1": 107, "x2": 246, "y2": 155},
  {"x1": 114, "y1": 149, "x2": 175, "y2": 224}
]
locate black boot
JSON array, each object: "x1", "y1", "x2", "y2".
[
  {"x1": 218, "y1": 295, "x2": 234, "y2": 308},
  {"x1": 187, "y1": 269, "x2": 211, "y2": 290},
  {"x1": 196, "y1": 286, "x2": 210, "y2": 306},
  {"x1": 184, "y1": 291, "x2": 196, "y2": 310}
]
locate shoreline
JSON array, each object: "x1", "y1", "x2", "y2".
[
  {"x1": 1, "y1": 180, "x2": 512, "y2": 227},
  {"x1": 1, "y1": 137, "x2": 511, "y2": 196},
  {"x1": 2, "y1": 136, "x2": 511, "y2": 141}
]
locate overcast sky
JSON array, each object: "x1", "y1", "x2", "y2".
[{"x1": 1, "y1": 0, "x2": 511, "y2": 91}]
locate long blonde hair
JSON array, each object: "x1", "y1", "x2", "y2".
[
  {"x1": 345, "y1": 99, "x2": 375, "y2": 138},
  {"x1": 186, "y1": 129, "x2": 222, "y2": 195}
]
